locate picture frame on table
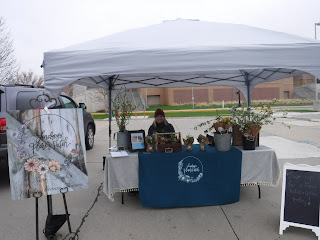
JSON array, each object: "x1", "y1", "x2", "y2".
[{"x1": 128, "y1": 130, "x2": 146, "y2": 152}]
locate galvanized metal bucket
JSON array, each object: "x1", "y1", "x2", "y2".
[
  {"x1": 114, "y1": 131, "x2": 130, "y2": 150},
  {"x1": 214, "y1": 132, "x2": 232, "y2": 152}
]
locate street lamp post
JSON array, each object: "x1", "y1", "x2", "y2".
[
  {"x1": 315, "y1": 22, "x2": 320, "y2": 39},
  {"x1": 315, "y1": 23, "x2": 320, "y2": 103},
  {"x1": 236, "y1": 91, "x2": 241, "y2": 107}
]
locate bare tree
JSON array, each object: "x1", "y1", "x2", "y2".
[
  {"x1": 87, "y1": 87, "x2": 109, "y2": 110},
  {"x1": 0, "y1": 17, "x2": 19, "y2": 84},
  {"x1": 11, "y1": 70, "x2": 44, "y2": 86},
  {"x1": 63, "y1": 84, "x2": 74, "y2": 96}
]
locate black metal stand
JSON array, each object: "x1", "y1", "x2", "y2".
[
  {"x1": 103, "y1": 156, "x2": 106, "y2": 170},
  {"x1": 33, "y1": 192, "x2": 43, "y2": 240},
  {"x1": 257, "y1": 185, "x2": 261, "y2": 199},
  {"x1": 47, "y1": 195, "x2": 53, "y2": 214},
  {"x1": 60, "y1": 188, "x2": 72, "y2": 233}
]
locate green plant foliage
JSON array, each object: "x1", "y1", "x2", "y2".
[
  {"x1": 184, "y1": 134, "x2": 194, "y2": 143},
  {"x1": 194, "y1": 110, "x2": 225, "y2": 133},
  {"x1": 145, "y1": 135, "x2": 156, "y2": 144},
  {"x1": 112, "y1": 91, "x2": 134, "y2": 132},
  {"x1": 197, "y1": 134, "x2": 207, "y2": 143},
  {"x1": 229, "y1": 99, "x2": 285, "y2": 131}
]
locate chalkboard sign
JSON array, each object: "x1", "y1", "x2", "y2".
[
  {"x1": 280, "y1": 163, "x2": 320, "y2": 238},
  {"x1": 284, "y1": 169, "x2": 320, "y2": 226}
]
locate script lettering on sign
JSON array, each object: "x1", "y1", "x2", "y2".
[{"x1": 178, "y1": 156, "x2": 203, "y2": 183}]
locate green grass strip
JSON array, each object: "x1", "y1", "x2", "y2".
[
  {"x1": 287, "y1": 110, "x2": 316, "y2": 112},
  {"x1": 91, "y1": 109, "x2": 315, "y2": 120},
  {"x1": 147, "y1": 102, "x2": 313, "y2": 111}
]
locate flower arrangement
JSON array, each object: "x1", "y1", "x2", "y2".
[
  {"x1": 213, "y1": 117, "x2": 234, "y2": 133},
  {"x1": 145, "y1": 135, "x2": 156, "y2": 144},
  {"x1": 183, "y1": 134, "x2": 194, "y2": 151},
  {"x1": 170, "y1": 134, "x2": 180, "y2": 143},
  {"x1": 197, "y1": 134, "x2": 207, "y2": 151},
  {"x1": 145, "y1": 135, "x2": 156, "y2": 152},
  {"x1": 183, "y1": 134, "x2": 194, "y2": 144},
  {"x1": 157, "y1": 133, "x2": 180, "y2": 144},
  {"x1": 197, "y1": 134, "x2": 208, "y2": 144},
  {"x1": 194, "y1": 111, "x2": 234, "y2": 134}
]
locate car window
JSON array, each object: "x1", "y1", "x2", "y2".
[
  {"x1": 60, "y1": 95, "x2": 78, "y2": 108},
  {"x1": 17, "y1": 91, "x2": 63, "y2": 110}
]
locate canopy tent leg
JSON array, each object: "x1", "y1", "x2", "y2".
[
  {"x1": 109, "y1": 79, "x2": 112, "y2": 149},
  {"x1": 316, "y1": 78, "x2": 319, "y2": 101},
  {"x1": 244, "y1": 71, "x2": 251, "y2": 107}
]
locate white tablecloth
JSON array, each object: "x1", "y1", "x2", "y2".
[{"x1": 103, "y1": 146, "x2": 280, "y2": 201}]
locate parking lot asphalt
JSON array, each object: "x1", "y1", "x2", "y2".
[{"x1": 1, "y1": 112, "x2": 320, "y2": 240}]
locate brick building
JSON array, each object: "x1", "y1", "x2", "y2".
[{"x1": 139, "y1": 74, "x2": 315, "y2": 106}]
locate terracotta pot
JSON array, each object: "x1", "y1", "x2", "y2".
[{"x1": 249, "y1": 125, "x2": 261, "y2": 137}]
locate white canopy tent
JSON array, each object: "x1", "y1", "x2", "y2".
[{"x1": 43, "y1": 19, "x2": 320, "y2": 145}]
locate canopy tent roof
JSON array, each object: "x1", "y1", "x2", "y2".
[{"x1": 43, "y1": 19, "x2": 320, "y2": 103}]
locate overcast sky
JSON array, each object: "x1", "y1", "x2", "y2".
[{"x1": 1, "y1": 0, "x2": 320, "y2": 76}]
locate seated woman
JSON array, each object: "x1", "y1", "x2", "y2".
[{"x1": 148, "y1": 108, "x2": 175, "y2": 136}]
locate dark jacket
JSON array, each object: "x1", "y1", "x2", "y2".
[{"x1": 148, "y1": 119, "x2": 175, "y2": 136}]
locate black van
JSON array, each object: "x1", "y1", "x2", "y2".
[{"x1": 0, "y1": 84, "x2": 96, "y2": 168}]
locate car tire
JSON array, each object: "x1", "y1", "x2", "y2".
[{"x1": 85, "y1": 124, "x2": 94, "y2": 150}]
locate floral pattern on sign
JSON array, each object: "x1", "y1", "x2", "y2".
[
  {"x1": 48, "y1": 160, "x2": 61, "y2": 172},
  {"x1": 24, "y1": 158, "x2": 39, "y2": 172},
  {"x1": 7, "y1": 109, "x2": 88, "y2": 200},
  {"x1": 178, "y1": 156, "x2": 203, "y2": 183},
  {"x1": 24, "y1": 157, "x2": 61, "y2": 174}
]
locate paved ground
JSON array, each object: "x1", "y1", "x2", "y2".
[{"x1": 1, "y1": 112, "x2": 320, "y2": 240}]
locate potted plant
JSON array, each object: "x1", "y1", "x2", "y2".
[
  {"x1": 213, "y1": 117, "x2": 233, "y2": 152},
  {"x1": 183, "y1": 134, "x2": 194, "y2": 151},
  {"x1": 112, "y1": 90, "x2": 134, "y2": 150},
  {"x1": 145, "y1": 135, "x2": 156, "y2": 152},
  {"x1": 194, "y1": 111, "x2": 234, "y2": 134},
  {"x1": 229, "y1": 99, "x2": 282, "y2": 149},
  {"x1": 197, "y1": 134, "x2": 207, "y2": 151},
  {"x1": 194, "y1": 112, "x2": 234, "y2": 152}
]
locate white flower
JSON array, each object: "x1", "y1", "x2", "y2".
[{"x1": 37, "y1": 164, "x2": 49, "y2": 175}]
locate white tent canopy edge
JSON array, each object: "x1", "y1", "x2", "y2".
[{"x1": 43, "y1": 19, "x2": 320, "y2": 102}]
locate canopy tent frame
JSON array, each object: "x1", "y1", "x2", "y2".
[
  {"x1": 96, "y1": 67, "x2": 301, "y2": 148},
  {"x1": 42, "y1": 19, "x2": 320, "y2": 149}
]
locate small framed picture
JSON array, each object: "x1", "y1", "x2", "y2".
[{"x1": 128, "y1": 130, "x2": 146, "y2": 152}]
